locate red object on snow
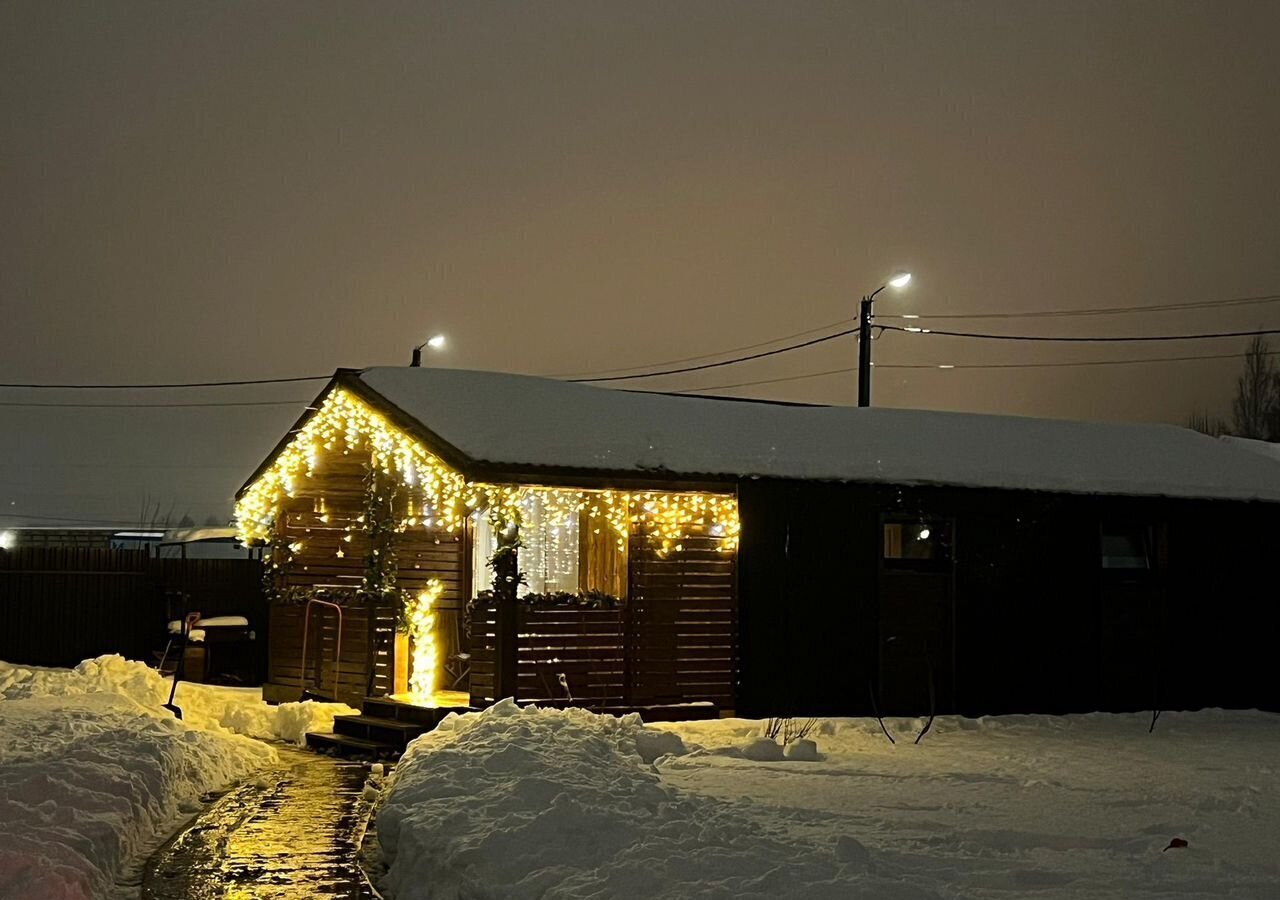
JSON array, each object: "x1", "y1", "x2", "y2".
[{"x1": 1163, "y1": 838, "x2": 1189, "y2": 852}]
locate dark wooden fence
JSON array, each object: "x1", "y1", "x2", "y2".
[
  {"x1": 469, "y1": 601, "x2": 628, "y2": 706},
  {"x1": 0, "y1": 547, "x2": 265, "y2": 673},
  {"x1": 470, "y1": 535, "x2": 738, "y2": 710}
]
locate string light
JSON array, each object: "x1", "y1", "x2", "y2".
[
  {"x1": 406, "y1": 579, "x2": 442, "y2": 701},
  {"x1": 234, "y1": 387, "x2": 740, "y2": 556}
]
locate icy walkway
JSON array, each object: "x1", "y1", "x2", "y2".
[{"x1": 142, "y1": 748, "x2": 375, "y2": 899}]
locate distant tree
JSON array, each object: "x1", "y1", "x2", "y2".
[
  {"x1": 204, "y1": 515, "x2": 224, "y2": 527},
  {"x1": 177, "y1": 514, "x2": 195, "y2": 527},
  {"x1": 1231, "y1": 336, "x2": 1277, "y2": 440},
  {"x1": 1187, "y1": 409, "x2": 1227, "y2": 437}
]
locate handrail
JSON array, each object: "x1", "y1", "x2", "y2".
[{"x1": 300, "y1": 597, "x2": 343, "y2": 700}]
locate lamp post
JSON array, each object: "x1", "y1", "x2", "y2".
[
  {"x1": 410, "y1": 333, "x2": 447, "y2": 367},
  {"x1": 857, "y1": 272, "x2": 911, "y2": 407}
]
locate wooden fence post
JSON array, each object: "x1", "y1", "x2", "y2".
[{"x1": 493, "y1": 527, "x2": 520, "y2": 701}]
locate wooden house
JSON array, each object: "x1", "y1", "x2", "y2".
[{"x1": 236, "y1": 367, "x2": 1280, "y2": 721}]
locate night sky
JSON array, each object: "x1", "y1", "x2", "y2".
[{"x1": 3, "y1": 1, "x2": 1279, "y2": 525}]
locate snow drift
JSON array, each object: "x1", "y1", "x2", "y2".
[
  {"x1": 0, "y1": 655, "x2": 354, "y2": 899},
  {"x1": 0, "y1": 655, "x2": 354, "y2": 745},
  {"x1": 376, "y1": 700, "x2": 934, "y2": 899},
  {"x1": 377, "y1": 704, "x2": 1280, "y2": 899}
]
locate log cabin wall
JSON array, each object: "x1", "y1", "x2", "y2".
[
  {"x1": 737, "y1": 478, "x2": 1280, "y2": 718},
  {"x1": 262, "y1": 447, "x2": 465, "y2": 707}
]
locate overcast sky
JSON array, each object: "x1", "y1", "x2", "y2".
[{"x1": 3, "y1": 1, "x2": 1279, "y2": 525}]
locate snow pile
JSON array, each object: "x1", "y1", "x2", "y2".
[
  {"x1": 378, "y1": 706, "x2": 1280, "y2": 899},
  {"x1": 0, "y1": 691, "x2": 266, "y2": 900},
  {"x1": 0, "y1": 655, "x2": 354, "y2": 745},
  {"x1": 376, "y1": 700, "x2": 933, "y2": 899},
  {"x1": 0, "y1": 655, "x2": 356, "y2": 899}
]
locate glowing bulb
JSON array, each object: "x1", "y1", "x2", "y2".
[
  {"x1": 918, "y1": 527, "x2": 931, "y2": 540},
  {"x1": 426, "y1": 334, "x2": 446, "y2": 349},
  {"x1": 0, "y1": 530, "x2": 14, "y2": 551},
  {"x1": 889, "y1": 272, "x2": 912, "y2": 289}
]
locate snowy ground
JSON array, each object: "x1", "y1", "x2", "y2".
[
  {"x1": 0, "y1": 656, "x2": 355, "y2": 900},
  {"x1": 376, "y1": 702, "x2": 1280, "y2": 899}
]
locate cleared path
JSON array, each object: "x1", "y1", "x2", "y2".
[{"x1": 142, "y1": 748, "x2": 375, "y2": 899}]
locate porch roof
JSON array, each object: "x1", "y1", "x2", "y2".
[{"x1": 343, "y1": 367, "x2": 1280, "y2": 503}]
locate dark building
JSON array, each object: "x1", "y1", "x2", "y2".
[{"x1": 236, "y1": 367, "x2": 1280, "y2": 716}]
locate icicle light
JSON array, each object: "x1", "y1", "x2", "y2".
[{"x1": 234, "y1": 387, "x2": 739, "y2": 555}]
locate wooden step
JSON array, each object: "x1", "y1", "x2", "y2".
[
  {"x1": 361, "y1": 696, "x2": 474, "y2": 728},
  {"x1": 304, "y1": 732, "x2": 400, "y2": 759},
  {"x1": 334, "y1": 714, "x2": 430, "y2": 746}
]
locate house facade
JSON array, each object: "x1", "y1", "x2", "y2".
[{"x1": 236, "y1": 367, "x2": 1280, "y2": 716}]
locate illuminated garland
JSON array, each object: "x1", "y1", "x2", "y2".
[
  {"x1": 404, "y1": 579, "x2": 442, "y2": 700},
  {"x1": 234, "y1": 387, "x2": 740, "y2": 556}
]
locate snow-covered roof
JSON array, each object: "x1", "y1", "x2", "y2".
[
  {"x1": 1220, "y1": 435, "x2": 1280, "y2": 464},
  {"x1": 352, "y1": 367, "x2": 1280, "y2": 503}
]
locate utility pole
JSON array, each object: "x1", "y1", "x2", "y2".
[
  {"x1": 858, "y1": 296, "x2": 874, "y2": 407},
  {"x1": 857, "y1": 272, "x2": 912, "y2": 408}
]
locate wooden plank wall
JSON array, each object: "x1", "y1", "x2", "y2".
[
  {"x1": 0, "y1": 547, "x2": 264, "y2": 670},
  {"x1": 628, "y1": 532, "x2": 737, "y2": 709},
  {"x1": 264, "y1": 450, "x2": 466, "y2": 703},
  {"x1": 468, "y1": 529, "x2": 738, "y2": 710},
  {"x1": 468, "y1": 600, "x2": 626, "y2": 706}
]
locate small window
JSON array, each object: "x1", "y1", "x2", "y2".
[
  {"x1": 1101, "y1": 525, "x2": 1151, "y2": 570},
  {"x1": 883, "y1": 518, "x2": 951, "y2": 569},
  {"x1": 469, "y1": 496, "x2": 628, "y2": 599}
]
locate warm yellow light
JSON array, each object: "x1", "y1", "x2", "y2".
[
  {"x1": 234, "y1": 389, "x2": 741, "y2": 557},
  {"x1": 407, "y1": 580, "x2": 442, "y2": 701}
]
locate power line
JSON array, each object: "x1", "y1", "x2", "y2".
[
  {"x1": 882, "y1": 325, "x2": 1280, "y2": 343},
  {"x1": 551, "y1": 316, "x2": 854, "y2": 378},
  {"x1": 673, "y1": 349, "x2": 1276, "y2": 393},
  {"x1": 0, "y1": 399, "x2": 313, "y2": 409},
  {"x1": 569, "y1": 327, "x2": 860, "y2": 383},
  {"x1": 561, "y1": 291, "x2": 1280, "y2": 380},
  {"x1": 0, "y1": 375, "x2": 330, "y2": 390},
  {"x1": 878, "y1": 292, "x2": 1280, "y2": 321}
]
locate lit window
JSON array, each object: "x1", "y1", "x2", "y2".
[
  {"x1": 470, "y1": 494, "x2": 628, "y2": 599},
  {"x1": 883, "y1": 518, "x2": 951, "y2": 569},
  {"x1": 517, "y1": 493, "x2": 580, "y2": 595}
]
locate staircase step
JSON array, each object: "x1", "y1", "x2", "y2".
[
  {"x1": 362, "y1": 697, "x2": 474, "y2": 728},
  {"x1": 334, "y1": 714, "x2": 430, "y2": 746},
  {"x1": 305, "y1": 732, "x2": 400, "y2": 758}
]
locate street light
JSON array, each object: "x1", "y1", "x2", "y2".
[
  {"x1": 857, "y1": 272, "x2": 911, "y2": 407},
  {"x1": 410, "y1": 333, "x2": 447, "y2": 367}
]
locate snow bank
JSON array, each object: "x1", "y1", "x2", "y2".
[
  {"x1": 376, "y1": 701, "x2": 934, "y2": 899},
  {"x1": 0, "y1": 655, "x2": 355, "y2": 899},
  {"x1": 378, "y1": 705, "x2": 1280, "y2": 899},
  {"x1": 0, "y1": 655, "x2": 355, "y2": 745},
  {"x1": 0, "y1": 692, "x2": 266, "y2": 900}
]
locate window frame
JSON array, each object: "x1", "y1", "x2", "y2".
[{"x1": 881, "y1": 515, "x2": 954, "y2": 572}]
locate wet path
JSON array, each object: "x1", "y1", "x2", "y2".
[{"x1": 141, "y1": 748, "x2": 375, "y2": 899}]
